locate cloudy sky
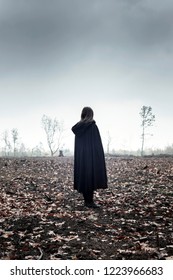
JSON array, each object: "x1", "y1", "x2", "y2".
[{"x1": 0, "y1": 0, "x2": 173, "y2": 153}]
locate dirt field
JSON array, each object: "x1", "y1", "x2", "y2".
[{"x1": 0, "y1": 156, "x2": 173, "y2": 260}]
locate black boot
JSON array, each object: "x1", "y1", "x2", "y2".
[
  {"x1": 83, "y1": 190, "x2": 100, "y2": 209},
  {"x1": 84, "y1": 202, "x2": 100, "y2": 208}
]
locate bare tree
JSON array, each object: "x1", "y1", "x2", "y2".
[
  {"x1": 2, "y1": 130, "x2": 11, "y2": 156},
  {"x1": 31, "y1": 142, "x2": 45, "y2": 157},
  {"x1": 106, "y1": 131, "x2": 112, "y2": 155},
  {"x1": 140, "y1": 106, "x2": 155, "y2": 156},
  {"x1": 41, "y1": 114, "x2": 64, "y2": 156},
  {"x1": 11, "y1": 128, "x2": 18, "y2": 156},
  {"x1": 19, "y1": 143, "x2": 27, "y2": 157}
]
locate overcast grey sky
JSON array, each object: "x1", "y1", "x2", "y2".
[{"x1": 1, "y1": 0, "x2": 173, "y2": 152}]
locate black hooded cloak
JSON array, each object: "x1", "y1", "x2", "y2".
[{"x1": 72, "y1": 120, "x2": 107, "y2": 194}]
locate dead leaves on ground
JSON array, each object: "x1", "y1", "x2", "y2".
[{"x1": 0, "y1": 156, "x2": 173, "y2": 260}]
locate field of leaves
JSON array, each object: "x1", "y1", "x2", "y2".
[{"x1": 0, "y1": 156, "x2": 173, "y2": 260}]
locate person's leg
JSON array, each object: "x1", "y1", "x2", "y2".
[
  {"x1": 83, "y1": 189, "x2": 93, "y2": 204},
  {"x1": 83, "y1": 189, "x2": 100, "y2": 208}
]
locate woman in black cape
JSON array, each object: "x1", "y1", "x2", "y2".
[{"x1": 72, "y1": 107, "x2": 107, "y2": 208}]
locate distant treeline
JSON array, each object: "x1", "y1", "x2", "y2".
[{"x1": 1, "y1": 145, "x2": 173, "y2": 157}]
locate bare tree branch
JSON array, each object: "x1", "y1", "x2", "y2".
[
  {"x1": 41, "y1": 115, "x2": 64, "y2": 156},
  {"x1": 140, "y1": 106, "x2": 155, "y2": 156}
]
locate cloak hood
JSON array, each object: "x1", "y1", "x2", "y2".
[{"x1": 72, "y1": 120, "x2": 95, "y2": 137}]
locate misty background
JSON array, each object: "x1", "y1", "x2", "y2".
[{"x1": 1, "y1": 0, "x2": 173, "y2": 155}]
